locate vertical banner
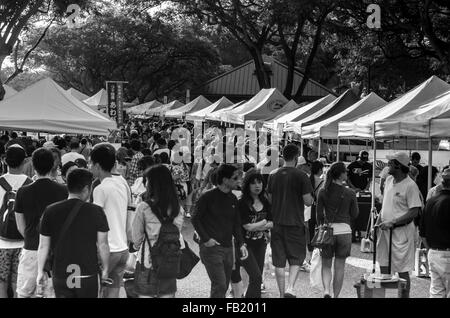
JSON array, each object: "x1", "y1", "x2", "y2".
[
  {"x1": 116, "y1": 82, "x2": 124, "y2": 126},
  {"x1": 106, "y1": 82, "x2": 118, "y2": 123},
  {"x1": 106, "y1": 81, "x2": 127, "y2": 126}
]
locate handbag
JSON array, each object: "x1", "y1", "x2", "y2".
[
  {"x1": 310, "y1": 188, "x2": 343, "y2": 249},
  {"x1": 177, "y1": 240, "x2": 200, "y2": 279}
]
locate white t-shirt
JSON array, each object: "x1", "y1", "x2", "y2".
[
  {"x1": 93, "y1": 175, "x2": 131, "y2": 252},
  {"x1": 61, "y1": 151, "x2": 85, "y2": 166},
  {"x1": 0, "y1": 173, "x2": 29, "y2": 249},
  {"x1": 153, "y1": 148, "x2": 170, "y2": 156},
  {"x1": 381, "y1": 175, "x2": 422, "y2": 222}
]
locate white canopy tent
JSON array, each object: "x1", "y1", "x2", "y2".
[
  {"x1": 164, "y1": 96, "x2": 212, "y2": 119},
  {"x1": 66, "y1": 88, "x2": 90, "y2": 101},
  {"x1": 222, "y1": 88, "x2": 289, "y2": 125},
  {"x1": 3, "y1": 84, "x2": 18, "y2": 99},
  {"x1": 83, "y1": 88, "x2": 107, "y2": 110},
  {"x1": 286, "y1": 90, "x2": 359, "y2": 134},
  {"x1": 338, "y1": 76, "x2": 450, "y2": 139},
  {"x1": 186, "y1": 97, "x2": 234, "y2": 122},
  {"x1": 205, "y1": 100, "x2": 246, "y2": 122},
  {"x1": 259, "y1": 99, "x2": 300, "y2": 122},
  {"x1": 126, "y1": 100, "x2": 162, "y2": 116},
  {"x1": 302, "y1": 92, "x2": 387, "y2": 139},
  {"x1": 0, "y1": 78, "x2": 117, "y2": 135},
  {"x1": 275, "y1": 94, "x2": 336, "y2": 128},
  {"x1": 146, "y1": 100, "x2": 184, "y2": 116},
  {"x1": 374, "y1": 90, "x2": 450, "y2": 138}
]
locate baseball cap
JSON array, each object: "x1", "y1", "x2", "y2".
[
  {"x1": 359, "y1": 150, "x2": 369, "y2": 159},
  {"x1": 298, "y1": 156, "x2": 307, "y2": 165},
  {"x1": 441, "y1": 168, "x2": 450, "y2": 179},
  {"x1": 386, "y1": 152, "x2": 409, "y2": 168},
  {"x1": 43, "y1": 141, "x2": 56, "y2": 149}
]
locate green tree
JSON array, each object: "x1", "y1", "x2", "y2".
[{"x1": 33, "y1": 12, "x2": 221, "y2": 102}]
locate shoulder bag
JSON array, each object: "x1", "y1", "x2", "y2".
[{"x1": 310, "y1": 188, "x2": 343, "y2": 249}]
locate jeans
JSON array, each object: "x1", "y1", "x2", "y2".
[
  {"x1": 53, "y1": 275, "x2": 98, "y2": 298},
  {"x1": 199, "y1": 245, "x2": 233, "y2": 298},
  {"x1": 241, "y1": 240, "x2": 267, "y2": 298},
  {"x1": 428, "y1": 249, "x2": 450, "y2": 298}
]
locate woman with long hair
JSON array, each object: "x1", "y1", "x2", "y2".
[
  {"x1": 316, "y1": 162, "x2": 358, "y2": 298},
  {"x1": 236, "y1": 169, "x2": 273, "y2": 298},
  {"x1": 131, "y1": 164, "x2": 184, "y2": 298},
  {"x1": 307, "y1": 161, "x2": 324, "y2": 252}
]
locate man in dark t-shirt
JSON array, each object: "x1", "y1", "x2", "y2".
[
  {"x1": 266, "y1": 144, "x2": 313, "y2": 298},
  {"x1": 37, "y1": 169, "x2": 110, "y2": 298},
  {"x1": 14, "y1": 148, "x2": 68, "y2": 298},
  {"x1": 347, "y1": 150, "x2": 373, "y2": 191}
]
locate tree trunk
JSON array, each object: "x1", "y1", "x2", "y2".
[
  {"x1": 250, "y1": 47, "x2": 271, "y2": 89},
  {"x1": 294, "y1": 17, "x2": 325, "y2": 100},
  {"x1": 284, "y1": 54, "x2": 295, "y2": 99}
]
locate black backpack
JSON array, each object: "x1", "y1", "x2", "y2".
[
  {"x1": 149, "y1": 214, "x2": 182, "y2": 279},
  {"x1": 0, "y1": 177, "x2": 32, "y2": 241}
]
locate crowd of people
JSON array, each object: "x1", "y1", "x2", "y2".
[{"x1": 0, "y1": 118, "x2": 448, "y2": 298}]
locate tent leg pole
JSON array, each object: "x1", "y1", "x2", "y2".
[
  {"x1": 318, "y1": 138, "x2": 322, "y2": 159},
  {"x1": 372, "y1": 124, "x2": 377, "y2": 212},
  {"x1": 336, "y1": 138, "x2": 340, "y2": 163},
  {"x1": 300, "y1": 138, "x2": 304, "y2": 157},
  {"x1": 428, "y1": 138, "x2": 433, "y2": 192}
]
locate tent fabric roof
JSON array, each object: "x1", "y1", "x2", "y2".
[
  {"x1": 285, "y1": 90, "x2": 359, "y2": 133},
  {"x1": 257, "y1": 99, "x2": 300, "y2": 122},
  {"x1": 186, "y1": 97, "x2": 234, "y2": 122},
  {"x1": 338, "y1": 76, "x2": 450, "y2": 138},
  {"x1": 205, "y1": 100, "x2": 246, "y2": 122},
  {"x1": 83, "y1": 88, "x2": 107, "y2": 108},
  {"x1": 126, "y1": 100, "x2": 162, "y2": 115},
  {"x1": 0, "y1": 78, "x2": 117, "y2": 135},
  {"x1": 276, "y1": 94, "x2": 336, "y2": 125},
  {"x1": 3, "y1": 85, "x2": 18, "y2": 99},
  {"x1": 66, "y1": 88, "x2": 90, "y2": 101},
  {"x1": 165, "y1": 96, "x2": 212, "y2": 119},
  {"x1": 223, "y1": 88, "x2": 289, "y2": 124},
  {"x1": 146, "y1": 100, "x2": 184, "y2": 116},
  {"x1": 302, "y1": 92, "x2": 386, "y2": 139},
  {"x1": 374, "y1": 90, "x2": 450, "y2": 138}
]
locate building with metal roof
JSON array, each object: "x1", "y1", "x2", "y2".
[{"x1": 192, "y1": 56, "x2": 335, "y2": 103}]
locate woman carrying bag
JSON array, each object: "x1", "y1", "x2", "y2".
[
  {"x1": 316, "y1": 162, "x2": 359, "y2": 298},
  {"x1": 130, "y1": 165, "x2": 184, "y2": 298}
]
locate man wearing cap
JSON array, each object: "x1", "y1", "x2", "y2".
[
  {"x1": 420, "y1": 168, "x2": 450, "y2": 297},
  {"x1": 375, "y1": 152, "x2": 423, "y2": 297},
  {"x1": 347, "y1": 150, "x2": 373, "y2": 192}
]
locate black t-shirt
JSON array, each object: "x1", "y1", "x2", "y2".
[
  {"x1": 192, "y1": 188, "x2": 243, "y2": 248},
  {"x1": 266, "y1": 167, "x2": 313, "y2": 226},
  {"x1": 15, "y1": 179, "x2": 68, "y2": 250},
  {"x1": 238, "y1": 198, "x2": 272, "y2": 242},
  {"x1": 40, "y1": 199, "x2": 109, "y2": 279},
  {"x1": 347, "y1": 160, "x2": 373, "y2": 190}
]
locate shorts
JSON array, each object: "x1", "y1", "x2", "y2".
[
  {"x1": 271, "y1": 224, "x2": 306, "y2": 268},
  {"x1": 16, "y1": 249, "x2": 54, "y2": 298},
  {"x1": 320, "y1": 234, "x2": 352, "y2": 259},
  {"x1": 0, "y1": 248, "x2": 21, "y2": 283},
  {"x1": 107, "y1": 250, "x2": 129, "y2": 288},
  {"x1": 134, "y1": 262, "x2": 176, "y2": 297}
]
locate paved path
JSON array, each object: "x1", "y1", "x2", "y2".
[{"x1": 123, "y1": 219, "x2": 431, "y2": 298}]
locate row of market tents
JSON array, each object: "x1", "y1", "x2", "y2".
[
  {"x1": 1, "y1": 75, "x2": 450, "y2": 139},
  {"x1": 127, "y1": 75, "x2": 450, "y2": 140}
]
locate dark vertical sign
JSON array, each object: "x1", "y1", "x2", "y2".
[
  {"x1": 106, "y1": 81, "x2": 125, "y2": 126},
  {"x1": 116, "y1": 82, "x2": 124, "y2": 125}
]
